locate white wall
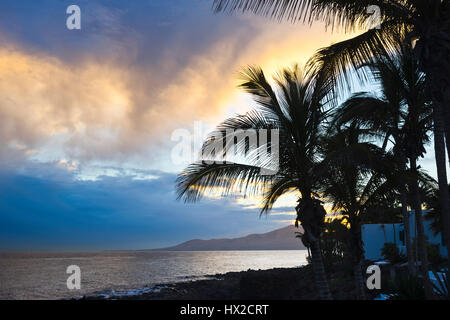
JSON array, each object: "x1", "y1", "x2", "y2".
[{"x1": 362, "y1": 210, "x2": 447, "y2": 261}]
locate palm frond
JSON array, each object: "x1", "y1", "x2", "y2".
[
  {"x1": 176, "y1": 162, "x2": 273, "y2": 202},
  {"x1": 213, "y1": 0, "x2": 314, "y2": 22},
  {"x1": 238, "y1": 66, "x2": 290, "y2": 123},
  {"x1": 200, "y1": 109, "x2": 280, "y2": 162},
  {"x1": 306, "y1": 21, "x2": 405, "y2": 100},
  {"x1": 212, "y1": 0, "x2": 408, "y2": 27},
  {"x1": 261, "y1": 176, "x2": 299, "y2": 214},
  {"x1": 334, "y1": 93, "x2": 393, "y2": 132},
  {"x1": 311, "y1": 0, "x2": 411, "y2": 31}
]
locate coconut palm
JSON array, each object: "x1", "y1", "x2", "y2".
[
  {"x1": 213, "y1": 0, "x2": 450, "y2": 286},
  {"x1": 176, "y1": 65, "x2": 335, "y2": 299},
  {"x1": 212, "y1": 1, "x2": 449, "y2": 131},
  {"x1": 334, "y1": 46, "x2": 435, "y2": 297},
  {"x1": 335, "y1": 53, "x2": 417, "y2": 276},
  {"x1": 320, "y1": 123, "x2": 398, "y2": 299},
  {"x1": 431, "y1": 101, "x2": 450, "y2": 271},
  {"x1": 424, "y1": 185, "x2": 450, "y2": 238}
]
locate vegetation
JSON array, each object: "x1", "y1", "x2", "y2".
[
  {"x1": 334, "y1": 43, "x2": 434, "y2": 293},
  {"x1": 411, "y1": 236, "x2": 445, "y2": 266},
  {"x1": 381, "y1": 242, "x2": 405, "y2": 263},
  {"x1": 320, "y1": 123, "x2": 397, "y2": 299},
  {"x1": 424, "y1": 184, "x2": 450, "y2": 238},
  {"x1": 388, "y1": 274, "x2": 425, "y2": 300},
  {"x1": 177, "y1": 65, "x2": 335, "y2": 299},
  {"x1": 432, "y1": 269, "x2": 450, "y2": 300},
  {"x1": 319, "y1": 220, "x2": 348, "y2": 270},
  {"x1": 176, "y1": 0, "x2": 450, "y2": 300}
]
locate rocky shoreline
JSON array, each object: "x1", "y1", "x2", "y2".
[{"x1": 79, "y1": 265, "x2": 376, "y2": 300}]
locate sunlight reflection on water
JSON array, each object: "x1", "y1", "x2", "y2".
[{"x1": 0, "y1": 250, "x2": 308, "y2": 299}]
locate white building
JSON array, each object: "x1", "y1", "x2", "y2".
[{"x1": 362, "y1": 210, "x2": 447, "y2": 261}]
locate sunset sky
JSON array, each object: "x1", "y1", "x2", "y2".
[{"x1": 0, "y1": 0, "x2": 440, "y2": 251}]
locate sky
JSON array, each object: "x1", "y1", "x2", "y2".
[{"x1": 0, "y1": 0, "x2": 441, "y2": 251}]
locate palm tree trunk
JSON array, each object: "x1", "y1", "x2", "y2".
[
  {"x1": 309, "y1": 239, "x2": 333, "y2": 300},
  {"x1": 420, "y1": 40, "x2": 450, "y2": 167},
  {"x1": 424, "y1": 60, "x2": 450, "y2": 269},
  {"x1": 433, "y1": 103, "x2": 450, "y2": 270},
  {"x1": 400, "y1": 187, "x2": 415, "y2": 275},
  {"x1": 297, "y1": 197, "x2": 332, "y2": 300},
  {"x1": 353, "y1": 260, "x2": 366, "y2": 300},
  {"x1": 443, "y1": 107, "x2": 450, "y2": 168},
  {"x1": 432, "y1": 68, "x2": 450, "y2": 167},
  {"x1": 349, "y1": 220, "x2": 366, "y2": 300},
  {"x1": 409, "y1": 158, "x2": 434, "y2": 299}
]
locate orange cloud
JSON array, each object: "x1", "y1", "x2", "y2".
[{"x1": 0, "y1": 20, "x2": 359, "y2": 170}]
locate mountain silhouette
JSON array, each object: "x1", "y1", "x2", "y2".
[{"x1": 153, "y1": 225, "x2": 306, "y2": 251}]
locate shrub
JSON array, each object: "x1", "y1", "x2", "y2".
[
  {"x1": 381, "y1": 242, "x2": 405, "y2": 263},
  {"x1": 427, "y1": 243, "x2": 443, "y2": 265},
  {"x1": 411, "y1": 237, "x2": 445, "y2": 266},
  {"x1": 388, "y1": 275, "x2": 425, "y2": 300}
]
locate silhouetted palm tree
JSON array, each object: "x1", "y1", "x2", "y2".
[
  {"x1": 320, "y1": 123, "x2": 397, "y2": 299},
  {"x1": 424, "y1": 185, "x2": 450, "y2": 238},
  {"x1": 176, "y1": 65, "x2": 335, "y2": 299},
  {"x1": 213, "y1": 1, "x2": 450, "y2": 289},
  {"x1": 213, "y1": 1, "x2": 449, "y2": 125},
  {"x1": 334, "y1": 46, "x2": 436, "y2": 298}
]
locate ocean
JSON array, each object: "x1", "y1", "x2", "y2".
[{"x1": 0, "y1": 250, "x2": 308, "y2": 300}]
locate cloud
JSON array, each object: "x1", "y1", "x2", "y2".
[
  {"x1": 0, "y1": 1, "x2": 366, "y2": 250},
  {"x1": 0, "y1": 163, "x2": 292, "y2": 251},
  {"x1": 0, "y1": 0, "x2": 357, "y2": 174}
]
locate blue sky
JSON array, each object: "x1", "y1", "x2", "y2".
[
  {"x1": 0, "y1": 1, "x2": 441, "y2": 250},
  {"x1": 0, "y1": 0, "x2": 308, "y2": 250},
  {"x1": 0, "y1": 164, "x2": 296, "y2": 251}
]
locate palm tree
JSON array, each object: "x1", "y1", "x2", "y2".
[
  {"x1": 176, "y1": 65, "x2": 335, "y2": 299},
  {"x1": 424, "y1": 185, "x2": 450, "y2": 239},
  {"x1": 213, "y1": 0, "x2": 450, "y2": 283},
  {"x1": 335, "y1": 56, "x2": 417, "y2": 277},
  {"x1": 320, "y1": 124, "x2": 397, "y2": 299},
  {"x1": 212, "y1": 1, "x2": 449, "y2": 138},
  {"x1": 334, "y1": 46, "x2": 435, "y2": 298},
  {"x1": 431, "y1": 101, "x2": 450, "y2": 270}
]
